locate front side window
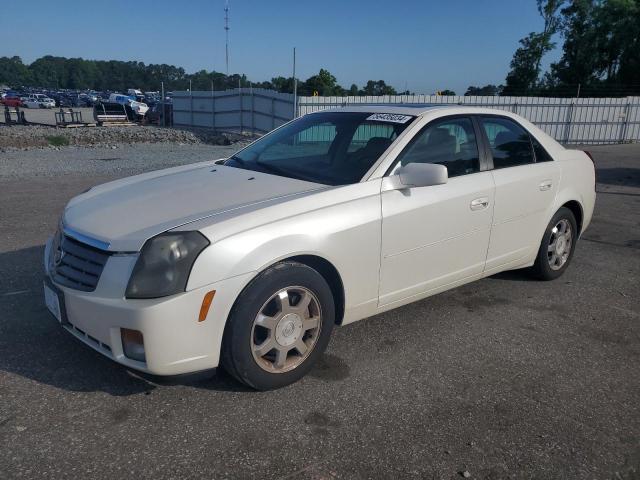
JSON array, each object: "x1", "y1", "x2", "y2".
[
  {"x1": 226, "y1": 112, "x2": 415, "y2": 185},
  {"x1": 392, "y1": 117, "x2": 480, "y2": 177},
  {"x1": 481, "y1": 117, "x2": 534, "y2": 169}
]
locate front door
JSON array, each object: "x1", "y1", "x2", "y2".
[{"x1": 379, "y1": 116, "x2": 495, "y2": 307}]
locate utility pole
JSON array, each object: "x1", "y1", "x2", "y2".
[{"x1": 224, "y1": 0, "x2": 230, "y2": 75}]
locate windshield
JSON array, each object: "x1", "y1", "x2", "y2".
[{"x1": 225, "y1": 111, "x2": 415, "y2": 185}]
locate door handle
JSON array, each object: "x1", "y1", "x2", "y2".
[
  {"x1": 470, "y1": 197, "x2": 489, "y2": 211},
  {"x1": 539, "y1": 180, "x2": 553, "y2": 191}
]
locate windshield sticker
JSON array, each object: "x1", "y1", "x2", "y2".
[{"x1": 366, "y1": 113, "x2": 413, "y2": 124}]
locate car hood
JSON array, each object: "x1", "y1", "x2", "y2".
[{"x1": 63, "y1": 162, "x2": 325, "y2": 252}]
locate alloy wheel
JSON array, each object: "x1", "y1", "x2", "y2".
[
  {"x1": 547, "y1": 219, "x2": 573, "y2": 270},
  {"x1": 250, "y1": 286, "x2": 322, "y2": 373}
]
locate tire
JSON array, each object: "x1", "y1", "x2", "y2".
[
  {"x1": 221, "y1": 261, "x2": 335, "y2": 390},
  {"x1": 530, "y1": 207, "x2": 578, "y2": 280}
]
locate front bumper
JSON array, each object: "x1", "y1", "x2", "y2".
[{"x1": 44, "y1": 237, "x2": 253, "y2": 375}]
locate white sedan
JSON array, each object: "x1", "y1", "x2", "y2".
[
  {"x1": 43, "y1": 106, "x2": 596, "y2": 389},
  {"x1": 22, "y1": 98, "x2": 42, "y2": 109},
  {"x1": 39, "y1": 97, "x2": 56, "y2": 108},
  {"x1": 23, "y1": 96, "x2": 55, "y2": 108}
]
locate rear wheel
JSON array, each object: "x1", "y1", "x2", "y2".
[
  {"x1": 530, "y1": 207, "x2": 578, "y2": 280},
  {"x1": 221, "y1": 261, "x2": 334, "y2": 390}
]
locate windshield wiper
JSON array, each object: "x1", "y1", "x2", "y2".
[{"x1": 226, "y1": 155, "x2": 246, "y2": 166}]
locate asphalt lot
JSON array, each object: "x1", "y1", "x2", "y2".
[{"x1": 0, "y1": 143, "x2": 639, "y2": 479}]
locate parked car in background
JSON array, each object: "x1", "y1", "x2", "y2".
[
  {"x1": 1, "y1": 93, "x2": 23, "y2": 107},
  {"x1": 23, "y1": 94, "x2": 55, "y2": 108},
  {"x1": 108, "y1": 93, "x2": 149, "y2": 118},
  {"x1": 22, "y1": 98, "x2": 43, "y2": 108},
  {"x1": 43, "y1": 106, "x2": 596, "y2": 390},
  {"x1": 145, "y1": 102, "x2": 172, "y2": 125},
  {"x1": 40, "y1": 97, "x2": 56, "y2": 108}
]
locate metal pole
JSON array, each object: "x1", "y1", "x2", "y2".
[
  {"x1": 293, "y1": 47, "x2": 297, "y2": 118},
  {"x1": 238, "y1": 77, "x2": 242, "y2": 133},
  {"x1": 620, "y1": 102, "x2": 631, "y2": 143},
  {"x1": 564, "y1": 102, "x2": 574, "y2": 144},
  {"x1": 576, "y1": 83, "x2": 581, "y2": 99},
  {"x1": 161, "y1": 81, "x2": 165, "y2": 127},
  {"x1": 250, "y1": 81, "x2": 255, "y2": 135},
  {"x1": 271, "y1": 97, "x2": 276, "y2": 130},
  {"x1": 211, "y1": 80, "x2": 215, "y2": 130}
]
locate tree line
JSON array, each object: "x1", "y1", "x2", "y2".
[
  {"x1": 503, "y1": 0, "x2": 640, "y2": 96},
  {"x1": 0, "y1": 56, "x2": 408, "y2": 96},
  {"x1": 0, "y1": 56, "x2": 504, "y2": 97},
  {"x1": 1, "y1": 0, "x2": 638, "y2": 98}
]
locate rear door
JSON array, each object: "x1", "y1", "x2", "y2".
[
  {"x1": 478, "y1": 116, "x2": 561, "y2": 271},
  {"x1": 379, "y1": 116, "x2": 495, "y2": 306}
]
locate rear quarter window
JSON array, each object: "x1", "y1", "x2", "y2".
[{"x1": 531, "y1": 136, "x2": 553, "y2": 162}]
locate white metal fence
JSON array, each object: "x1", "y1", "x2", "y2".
[
  {"x1": 172, "y1": 88, "x2": 294, "y2": 133},
  {"x1": 173, "y1": 89, "x2": 640, "y2": 144},
  {"x1": 298, "y1": 95, "x2": 640, "y2": 144}
]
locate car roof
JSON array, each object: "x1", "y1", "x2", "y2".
[{"x1": 318, "y1": 104, "x2": 512, "y2": 117}]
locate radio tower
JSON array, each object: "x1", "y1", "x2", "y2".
[{"x1": 224, "y1": 0, "x2": 230, "y2": 75}]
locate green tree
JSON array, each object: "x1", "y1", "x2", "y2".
[
  {"x1": 362, "y1": 80, "x2": 397, "y2": 95},
  {"x1": 544, "y1": 0, "x2": 640, "y2": 96},
  {"x1": 302, "y1": 69, "x2": 343, "y2": 96},
  {"x1": 593, "y1": 0, "x2": 640, "y2": 85},
  {"x1": 503, "y1": 0, "x2": 564, "y2": 95},
  {"x1": 271, "y1": 76, "x2": 296, "y2": 93},
  {"x1": 546, "y1": 0, "x2": 598, "y2": 89},
  {"x1": 0, "y1": 56, "x2": 31, "y2": 86},
  {"x1": 465, "y1": 84, "x2": 502, "y2": 96}
]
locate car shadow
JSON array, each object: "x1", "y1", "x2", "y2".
[
  {"x1": 489, "y1": 269, "x2": 533, "y2": 282},
  {"x1": 596, "y1": 167, "x2": 640, "y2": 188},
  {"x1": 0, "y1": 245, "x2": 253, "y2": 395}
]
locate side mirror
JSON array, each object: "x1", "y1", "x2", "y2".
[{"x1": 383, "y1": 162, "x2": 448, "y2": 190}]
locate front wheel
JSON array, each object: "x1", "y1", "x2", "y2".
[
  {"x1": 221, "y1": 261, "x2": 335, "y2": 390},
  {"x1": 530, "y1": 207, "x2": 578, "y2": 280}
]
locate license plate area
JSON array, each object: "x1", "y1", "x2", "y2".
[{"x1": 43, "y1": 279, "x2": 68, "y2": 324}]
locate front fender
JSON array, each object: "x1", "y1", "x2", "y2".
[{"x1": 186, "y1": 185, "x2": 383, "y2": 322}]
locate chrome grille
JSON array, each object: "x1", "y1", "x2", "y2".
[{"x1": 52, "y1": 235, "x2": 110, "y2": 292}]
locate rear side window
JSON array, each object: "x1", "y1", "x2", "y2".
[
  {"x1": 394, "y1": 117, "x2": 480, "y2": 177},
  {"x1": 531, "y1": 136, "x2": 553, "y2": 162},
  {"x1": 481, "y1": 117, "x2": 534, "y2": 169}
]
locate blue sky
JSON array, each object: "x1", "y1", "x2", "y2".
[{"x1": 0, "y1": 0, "x2": 561, "y2": 94}]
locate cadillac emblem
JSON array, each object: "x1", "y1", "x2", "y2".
[{"x1": 53, "y1": 247, "x2": 65, "y2": 266}]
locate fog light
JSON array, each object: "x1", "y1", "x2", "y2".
[{"x1": 121, "y1": 328, "x2": 146, "y2": 362}]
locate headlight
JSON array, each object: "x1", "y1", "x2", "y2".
[{"x1": 125, "y1": 231, "x2": 209, "y2": 299}]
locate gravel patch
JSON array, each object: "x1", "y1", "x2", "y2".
[
  {"x1": 0, "y1": 124, "x2": 253, "y2": 150},
  {"x1": 0, "y1": 143, "x2": 249, "y2": 179}
]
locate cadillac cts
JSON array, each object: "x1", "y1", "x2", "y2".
[{"x1": 43, "y1": 106, "x2": 596, "y2": 389}]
